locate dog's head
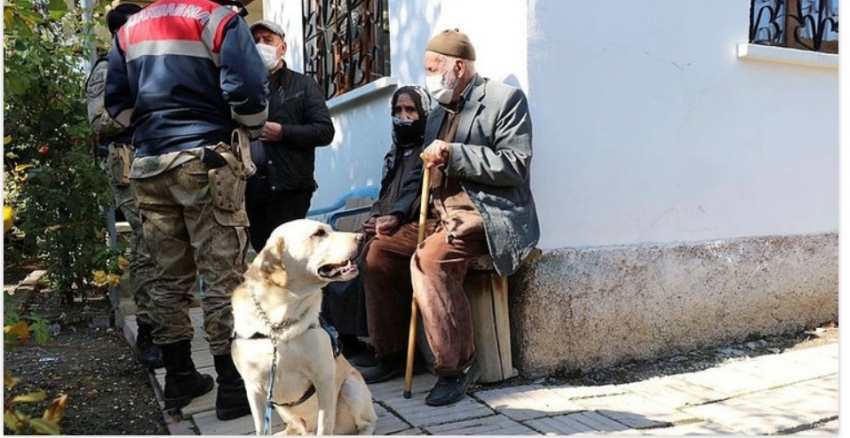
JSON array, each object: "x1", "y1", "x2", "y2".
[{"x1": 251, "y1": 219, "x2": 365, "y2": 292}]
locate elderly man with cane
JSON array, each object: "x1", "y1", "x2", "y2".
[{"x1": 359, "y1": 28, "x2": 539, "y2": 407}]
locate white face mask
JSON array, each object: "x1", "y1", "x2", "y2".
[
  {"x1": 256, "y1": 43, "x2": 280, "y2": 71},
  {"x1": 425, "y1": 67, "x2": 456, "y2": 105}
]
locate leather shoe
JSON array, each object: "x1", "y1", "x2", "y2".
[
  {"x1": 425, "y1": 362, "x2": 480, "y2": 406},
  {"x1": 359, "y1": 359, "x2": 404, "y2": 384},
  {"x1": 350, "y1": 348, "x2": 377, "y2": 368}
]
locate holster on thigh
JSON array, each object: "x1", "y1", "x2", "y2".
[{"x1": 206, "y1": 144, "x2": 249, "y2": 227}]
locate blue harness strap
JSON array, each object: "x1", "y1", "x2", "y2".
[
  {"x1": 263, "y1": 344, "x2": 277, "y2": 435},
  {"x1": 320, "y1": 317, "x2": 342, "y2": 358}
]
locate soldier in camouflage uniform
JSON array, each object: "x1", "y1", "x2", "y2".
[
  {"x1": 103, "y1": 0, "x2": 268, "y2": 420},
  {"x1": 86, "y1": 1, "x2": 162, "y2": 370}
]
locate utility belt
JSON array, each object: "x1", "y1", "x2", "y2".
[{"x1": 204, "y1": 128, "x2": 257, "y2": 212}]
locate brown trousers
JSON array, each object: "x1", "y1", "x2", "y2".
[{"x1": 363, "y1": 220, "x2": 488, "y2": 376}]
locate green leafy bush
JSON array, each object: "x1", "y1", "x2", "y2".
[{"x1": 4, "y1": 0, "x2": 115, "y2": 304}]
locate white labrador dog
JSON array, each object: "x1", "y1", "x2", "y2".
[{"x1": 231, "y1": 219, "x2": 377, "y2": 435}]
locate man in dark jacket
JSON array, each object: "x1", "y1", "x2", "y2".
[
  {"x1": 247, "y1": 20, "x2": 335, "y2": 252},
  {"x1": 105, "y1": 0, "x2": 268, "y2": 420}
]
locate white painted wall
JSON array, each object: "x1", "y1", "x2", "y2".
[
  {"x1": 528, "y1": 0, "x2": 838, "y2": 248},
  {"x1": 262, "y1": 0, "x2": 837, "y2": 251}
]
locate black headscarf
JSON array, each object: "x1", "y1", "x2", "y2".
[{"x1": 391, "y1": 85, "x2": 431, "y2": 147}]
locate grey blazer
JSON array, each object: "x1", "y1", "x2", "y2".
[{"x1": 393, "y1": 75, "x2": 539, "y2": 276}]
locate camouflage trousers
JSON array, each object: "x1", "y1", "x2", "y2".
[
  {"x1": 104, "y1": 144, "x2": 156, "y2": 328},
  {"x1": 113, "y1": 184, "x2": 157, "y2": 328},
  {"x1": 132, "y1": 157, "x2": 248, "y2": 356}
]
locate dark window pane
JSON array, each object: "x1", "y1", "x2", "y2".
[
  {"x1": 302, "y1": 0, "x2": 391, "y2": 100},
  {"x1": 750, "y1": 0, "x2": 838, "y2": 53}
]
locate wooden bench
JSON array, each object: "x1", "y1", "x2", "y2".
[
  {"x1": 466, "y1": 249, "x2": 541, "y2": 383},
  {"x1": 466, "y1": 256, "x2": 515, "y2": 383}
]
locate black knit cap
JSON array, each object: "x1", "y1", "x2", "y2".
[
  {"x1": 425, "y1": 28, "x2": 476, "y2": 61},
  {"x1": 106, "y1": 3, "x2": 142, "y2": 34}
]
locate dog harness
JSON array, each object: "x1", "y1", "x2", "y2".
[
  {"x1": 264, "y1": 322, "x2": 339, "y2": 409},
  {"x1": 237, "y1": 285, "x2": 342, "y2": 434}
]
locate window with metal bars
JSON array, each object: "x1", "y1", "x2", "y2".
[
  {"x1": 302, "y1": 0, "x2": 391, "y2": 100},
  {"x1": 750, "y1": 0, "x2": 838, "y2": 53}
]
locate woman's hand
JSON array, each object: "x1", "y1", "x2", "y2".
[
  {"x1": 375, "y1": 214, "x2": 402, "y2": 236},
  {"x1": 361, "y1": 216, "x2": 377, "y2": 238}
]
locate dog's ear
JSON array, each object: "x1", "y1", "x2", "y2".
[{"x1": 259, "y1": 235, "x2": 288, "y2": 287}]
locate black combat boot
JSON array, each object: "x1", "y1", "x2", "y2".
[
  {"x1": 160, "y1": 340, "x2": 214, "y2": 410},
  {"x1": 213, "y1": 354, "x2": 251, "y2": 421},
  {"x1": 135, "y1": 323, "x2": 163, "y2": 369}
]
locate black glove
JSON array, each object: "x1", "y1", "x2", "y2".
[{"x1": 201, "y1": 148, "x2": 228, "y2": 169}]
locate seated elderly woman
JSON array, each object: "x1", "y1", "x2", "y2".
[{"x1": 321, "y1": 85, "x2": 433, "y2": 366}]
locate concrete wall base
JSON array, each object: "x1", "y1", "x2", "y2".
[{"x1": 509, "y1": 233, "x2": 838, "y2": 377}]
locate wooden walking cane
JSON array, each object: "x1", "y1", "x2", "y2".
[{"x1": 403, "y1": 155, "x2": 432, "y2": 398}]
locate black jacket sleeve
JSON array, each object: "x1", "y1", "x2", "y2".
[{"x1": 278, "y1": 76, "x2": 334, "y2": 148}]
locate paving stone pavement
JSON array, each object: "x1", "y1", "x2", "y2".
[{"x1": 124, "y1": 308, "x2": 839, "y2": 435}]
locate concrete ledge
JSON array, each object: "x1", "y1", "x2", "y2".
[
  {"x1": 8, "y1": 270, "x2": 48, "y2": 313},
  {"x1": 736, "y1": 43, "x2": 838, "y2": 69},
  {"x1": 508, "y1": 233, "x2": 838, "y2": 377}
]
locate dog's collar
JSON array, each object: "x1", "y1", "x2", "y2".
[
  {"x1": 231, "y1": 321, "x2": 341, "y2": 359},
  {"x1": 232, "y1": 322, "x2": 320, "y2": 341},
  {"x1": 247, "y1": 284, "x2": 310, "y2": 342},
  {"x1": 231, "y1": 331, "x2": 277, "y2": 340},
  {"x1": 244, "y1": 285, "x2": 342, "y2": 358}
]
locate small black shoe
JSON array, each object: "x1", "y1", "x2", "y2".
[
  {"x1": 339, "y1": 334, "x2": 365, "y2": 357},
  {"x1": 360, "y1": 359, "x2": 405, "y2": 384},
  {"x1": 351, "y1": 349, "x2": 378, "y2": 368},
  {"x1": 425, "y1": 363, "x2": 480, "y2": 406}
]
